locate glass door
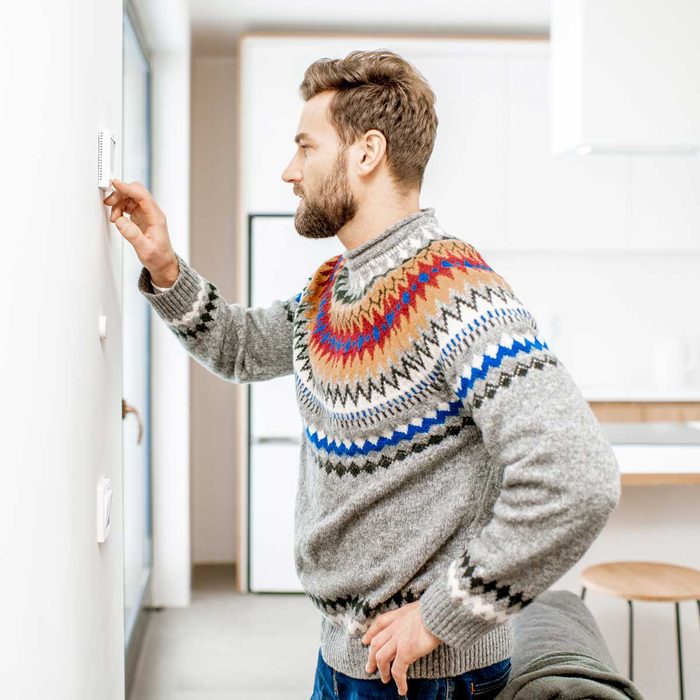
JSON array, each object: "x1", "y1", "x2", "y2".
[{"x1": 122, "y1": 6, "x2": 153, "y2": 694}]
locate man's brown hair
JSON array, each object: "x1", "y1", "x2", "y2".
[{"x1": 299, "y1": 49, "x2": 438, "y2": 194}]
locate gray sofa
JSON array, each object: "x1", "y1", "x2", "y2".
[{"x1": 496, "y1": 590, "x2": 645, "y2": 699}]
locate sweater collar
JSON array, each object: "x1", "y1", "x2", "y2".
[{"x1": 340, "y1": 207, "x2": 439, "y2": 277}]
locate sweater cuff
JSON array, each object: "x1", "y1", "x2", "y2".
[
  {"x1": 418, "y1": 565, "x2": 495, "y2": 650},
  {"x1": 137, "y1": 253, "x2": 205, "y2": 323}
]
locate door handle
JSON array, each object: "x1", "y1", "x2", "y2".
[{"x1": 122, "y1": 399, "x2": 143, "y2": 445}]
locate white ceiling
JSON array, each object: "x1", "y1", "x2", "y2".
[{"x1": 190, "y1": 0, "x2": 550, "y2": 54}]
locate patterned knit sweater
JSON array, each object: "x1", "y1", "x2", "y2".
[{"x1": 138, "y1": 207, "x2": 621, "y2": 680}]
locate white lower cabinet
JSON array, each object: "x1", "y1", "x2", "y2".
[{"x1": 249, "y1": 440, "x2": 304, "y2": 592}]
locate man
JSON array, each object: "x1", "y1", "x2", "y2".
[{"x1": 103, "y1": 49, "x2": 621, "y2": 700}]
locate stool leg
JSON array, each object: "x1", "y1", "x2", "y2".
[
  {"x1": 675, "y1": 602, "x2": 684, "y2": 700},
  {"x1": 581, "y1": 586, "x2": 586, "y2": 601},
  {"x1": 627, "y1": 599, "x2": 634, "y2": 681}
]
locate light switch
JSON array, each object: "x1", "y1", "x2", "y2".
[
  {"x1": 97, "y1": 476, "x2": 113, "y2": 543},
  {"x1": 98, "y1": 314, "x2": 107, "y2": 340}
]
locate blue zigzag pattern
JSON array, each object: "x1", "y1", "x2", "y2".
[
  {"x1": 455, "y1": 335, "x2": 549, "y2": 401},
  {"x1": 305, "y1": 398, "x2": 464, "y2": 456}
]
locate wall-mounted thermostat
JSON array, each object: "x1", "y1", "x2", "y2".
[
  {"x1": 96, "y1": 476, "x2": 113, "y2": 544},
  {"x1": 97, "y1": 129, "x2": 117, "y2": 191}
]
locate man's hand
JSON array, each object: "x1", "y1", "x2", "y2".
[
  {"x1": 361, "y1": 600, "x2": 442, "y2": 696},
  {"x1": 102, "y1": 178, "x2": 179, "y2": 287}
]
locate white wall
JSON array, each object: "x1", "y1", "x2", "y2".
[
  {"x1": 0, "y1": 1, "x2": 125, "y2": 697},
  {"x1": 0, "y1": 0, "x2": 192, "y2": 696},
  {"x1": 190, "y1": 56, "x2": 239, "y2": 564},
  {"x1": 484, "y1": 250, "x2": 700, "y2": 398}
]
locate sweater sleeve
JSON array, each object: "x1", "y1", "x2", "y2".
[
  {"x1": 417, "y1": 271, "x2": 621, "y2": 651},
  {"x1": 138, "y1": 252, "x2": 304, "y2": 383}
]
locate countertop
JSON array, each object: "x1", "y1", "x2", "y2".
[{"x1": 599, "y1": 422, "x2": 700, "y2": 485}]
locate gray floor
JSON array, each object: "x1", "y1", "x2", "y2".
[{"x1": 129, "y1": 565, "x2": 324, "y2": 700}]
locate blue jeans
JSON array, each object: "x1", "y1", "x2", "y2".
[{"x1": 310, "y1": 648, "x2": 512, "y2": 700}]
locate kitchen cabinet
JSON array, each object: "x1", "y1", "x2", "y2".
[
  {"x1": 240, "y1": 34, "x2": 700, "y2": 253},
  {"x1": 550, "y1": 0, "x2": 700, "y2": 156},
  {"x1": 241, "y1": 36, "x2": 520, "y2": 253},
  {"x1": 409, "y1": 53, "x2": 507, "y2": 251},
  {"x1": 505, "y1": 55, "x2": 628, "y2": 250},
  {"x1": 249, "y1": 441, "x2": 303, "y2": 591}
]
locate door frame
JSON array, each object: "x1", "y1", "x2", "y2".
[{"x1": 123, "y1": 1, "x2": 155, "y2": 696}]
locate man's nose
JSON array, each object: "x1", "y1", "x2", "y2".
[{"x1": 281, "y1": 161, "x2": 300, "y2": 183}]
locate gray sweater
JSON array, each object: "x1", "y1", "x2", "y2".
[{"x1": 138, "y1": 208, "x2": 621, "y2": 680}]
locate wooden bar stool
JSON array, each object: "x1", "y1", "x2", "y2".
[{"x1": 580, "y1": 561, "x2": 700, "y2": 700}]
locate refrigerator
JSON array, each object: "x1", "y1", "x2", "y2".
[{"x1": 247, "y1": 214, "x2": 342, "y2": 592}]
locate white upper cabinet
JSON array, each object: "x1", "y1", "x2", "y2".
[
  {"x1": 409, "y1": 52, "x2": 507, "y2": 251},
  {"x1": 551, "y1": 0, "x2": 700, "y2": 156},
  {"x1": 240, "y1": 35, "x2": 700, "y2": 253},
  {"x1": 505, "y1": 54, "x2": 628, "y2": 250},
  {"x1": 240, "y1": 36, "x2": 518, "y2": 251}
]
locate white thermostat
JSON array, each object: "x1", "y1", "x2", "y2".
[
  {"x1": 97, "y1": 476, "x2": 113, "y2": 543},
  {"x1": 97, "y1": 129, "x2": 117, "y2": 191}
]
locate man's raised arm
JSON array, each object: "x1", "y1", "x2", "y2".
[
  {"x1": 139, "y1": 252, "x2": 301, "y2": 383},
  {"x1": 103, "y1": 177, "x2": 300, "y2": 383}
]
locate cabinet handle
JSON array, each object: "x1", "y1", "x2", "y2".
[
  {"x1": 122, "y1": 399, "x2": 143, "y2": 445},
  {"x1": 252, "y1": 436, "x2": 301, "y2": 445}
]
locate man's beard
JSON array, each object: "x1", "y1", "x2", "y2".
[{"x1": 294, "y1": 149, "x2": 358, "y2": 239}]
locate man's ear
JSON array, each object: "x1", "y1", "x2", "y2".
[{"x1": 357, "y1": 129, "x2": 387, "y2": 175}]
